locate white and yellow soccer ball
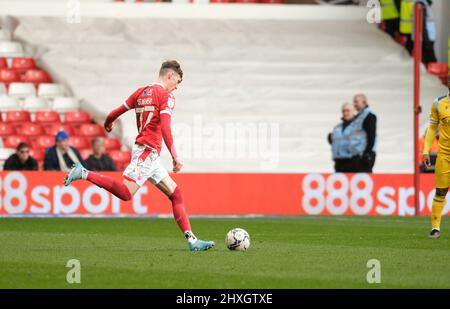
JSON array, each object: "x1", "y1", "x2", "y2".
[{"x1": 225, "y1": 228, "x2": 250, "y2": 251}]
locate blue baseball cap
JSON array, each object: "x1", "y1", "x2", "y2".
[{"x1": 55, "y1": 130, "x2": 69, "y2": 142}]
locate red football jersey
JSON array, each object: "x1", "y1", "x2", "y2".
[{"x1": 124, "y1": 83, "x2": 175, "y2": 154}]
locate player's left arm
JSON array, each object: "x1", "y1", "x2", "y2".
[
  {"x1": 423, "y1": 100, "x2": 439, "y2": 168},
  {"x1": 160, "y1": 94, "x2": 182, "y2": 173}
]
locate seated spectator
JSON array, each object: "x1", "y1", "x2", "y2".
[
  {"x1": 328, "y1": 103, "x2": 359, "y2": 172},
  {"x1": 3, "y1": 142, "x2": 38, "y2": 171},
  {"x1": 44, "y1": 130, "x2": 84, "y2": 171},
  {"x1": 85, "y1": 137, "x2": 117, "y2": 171}
]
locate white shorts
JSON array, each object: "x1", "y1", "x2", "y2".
[{"x1": 123, "y1": 144, "x2": 169, "y2": 187}]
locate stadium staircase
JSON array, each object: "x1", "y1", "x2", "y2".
[{"x1": 0, "y1": 26, "x2": 131, "y2": 170}]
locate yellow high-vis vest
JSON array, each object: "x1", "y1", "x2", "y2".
[
  {"x1": 400, "y1": 0, "x2": 414, "y2": 34},
  {"x1": 381, "y1": 0, "x2": 399, "y2": 20}
]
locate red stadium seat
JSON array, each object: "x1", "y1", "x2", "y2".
[
  {"x1": 103, "y1": 137, "x2": 121, "y2": 150},
  {"x1": 64, "y1": 111, "x2": 91, "y2": 124},
  {"x1": 0, "y1": 122, "x2": 16, "y2": 136},
  {"x1": 110, "y1": 150, "x2": 131, "y2": 170},
  {"x1": 12, "y1": 57, "x2": 37, "y2": 73},
  {"x1": 0, "y1": 58, "x2": 7, "y2": 69},
  {"x1": 5, "y1": 110, "x2": 31, "y2": 123},
  {"x1": 2, "y1": 135, "x2": 29, "y2": 149},
  {"x1": 80, "y1": 148, "x2": 93, "y2": 160},
  {"x1": 35, "y1": 110, "x2": 61, "y2": 124},
  {"x1": 79, "y1": 123, "x2": 105, "y2": 137},
  {"x1": 21, "y1": 122, "x2": 45, "y2": 137},
  {"x1": 427, "y1": 62, "x2": 448, "y2": 84},
  {"x1": 22, "y1": 69, "x2": 52, "y2": 85},
  {"x1": 31, "y1": 135, "x2": 54, "y2": 150},
  {"x1": 0, "y1": 68, "x2": 21, "y2": 85},
  {"x1": 44, "y1": 123, "x2": 74, "y2": 136},
  {"x1": 68, "y1": 136, "x2": 90, "y2": 149},
  {"x1": 29, "y1": 148, "x2": 45, "y2": 161},
  {"x1": 260, "y1": 0, "x2": 284, "y2": 3}
]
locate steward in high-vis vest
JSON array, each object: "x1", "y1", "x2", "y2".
[
  {"x1": 400, "y1": 0, "x2": 414, "y2": 54},
  {"x1": 380, "y1": 0, "x2": 400, "y2": 39},
  {"x1": 412, "y1": 0, "x2": 437, "y2": 65}
]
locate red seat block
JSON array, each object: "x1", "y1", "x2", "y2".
[
  {"x1": 31, "y1": 135, "x2": 54, "y2": 150},
  {"x1": 79, "y1": 123, "x2": 105, "y2": 137},
  {"x1": 12, "y1": 57, "x2": 37, "y2": 73},
  {"x1": 35, "y1": 111, "x2": 61, "y2": 124},
  {"x1": 2, "y1": 135, "x2": 30, "y2": 149},
  {"x1": 29, "y1": 148, "x2": 45, "y2": 161},
  {"x1": 109, "y1": 150, "x2": 131, "y2": 164},
  {"x1": 0, "y1": 58, "x2": 7, "y2": 69},
  {"x1": 103, "y1": 137, "x2": 121, "y2": 150},
  {"x1": 44, "y1": 123, "x2": 74, "y2": 136},
  {"x1": 5, "y1": 110, "x2": 31, "y2": 123},
  {"x1": 0, "y1": 123, "x2": 16, "y2": 137},
  {"x1": 68, "y1": 136, "x2": 89, "y2": 149},
  {"x1": 0, "y1": 68, "x2": 21, "y2": 85},
  {"x1": 22, "y1": 69, "x2": 52, "y2": 85},
  {"x1": 22, "y1": 122, "x2": 44, "y2": 137},
  {"x1": 64, "y1": 111, "x2": 91, "y2": 124},
  {"x1": 80, "y1": 148, "x2": 93, "y2": 160}
]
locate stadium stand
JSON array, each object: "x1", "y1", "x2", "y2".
[
  {"x1": 0, "y1": 41, "x2": 23, "y2": 58},
  {"x1": 0, "y1": 25, "x2": 130, "y2": 170},
  {"x1": 0, "y1": 4, "x2": 448, "y2": 173},
  {"x1": 8, "y1": 82, "x2": 35, "y2": 98},
  {"x1": 0, "y1": 96, "x2": 18, "y2": 110},
  {"x1": 22, "y1": 96, "x2": 49, "y2": 112}
]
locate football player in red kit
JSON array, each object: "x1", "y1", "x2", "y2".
[{"x1": 64, "y1": 60, "x2": 215, "y2": 251}]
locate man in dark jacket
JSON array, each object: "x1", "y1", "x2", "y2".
[
  {"x1": 353, "y1": 94, "x2": 377, "y2": 173},
  {"x1": 85, "y1": 137, "x2": 117, "y2": 171},
  {"x1": 3, "y1": 142, "x2": 38, "y2": 171},
  {"x1": 44, "y1": 131, "x2": 84, "y2": 171}
]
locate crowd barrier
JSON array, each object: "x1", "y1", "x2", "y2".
[{"x1": 0, "y1": 171, "x2": 446, "y2": 217}]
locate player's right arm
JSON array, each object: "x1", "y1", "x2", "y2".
[
  {"x1": 104, "y1": 88, "x2": 141, "y2": 132},
  {"x1": 423, "y1": 101, "x2": 439, "y2": 169}
]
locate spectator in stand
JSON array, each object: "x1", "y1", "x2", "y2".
[
  {"x1": 353, "y1": 94, "x2": 377, "y2": 173},
  {"x1": 44, "y1": 130, "x2": 84, "y2": 171},
  {"x1": 412, "y1": 0, "x2": 437, "y2": 66},
  {"x1": 328, "y1": 103, "x2": 358, "y2": 172},
  {"x1": 3, "y1": 142, "x2": 38, "y2": 171},
  {"x1": 419, "y1": 128, "x2": 439, "y2": 173},
  {"x1": 85, "y1": 137, "x2": 117, "y2": 171}
]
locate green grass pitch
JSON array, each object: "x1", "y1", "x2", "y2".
[{"x1": 1, "y1": 216, "x2": 449, "y2": 288}]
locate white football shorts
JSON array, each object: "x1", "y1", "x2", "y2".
[{"x1": 123, "y1": 144, "x2": 168, "y2": 186}]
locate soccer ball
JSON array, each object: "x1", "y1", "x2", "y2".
[{"x1": 225, "y1": 228, "x2": 250, "y2": 251}]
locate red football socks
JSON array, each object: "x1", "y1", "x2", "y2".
[
  {"x1": 87, "y1": 172, "x2": 132, "y2": 201},
  {"x1": 170, "y1": 187, "x2": 192, "y2": 233}
]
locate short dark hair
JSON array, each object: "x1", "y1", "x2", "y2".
[
  {"x1": 16, "y1": 142, "x2": 29, "y2": 152},
  {"x1": 91, "y1": 137, "x2": 104, "y2": 147},
  {"x1": 159, "y1": 60, "x2": 183, "y2": 80}
]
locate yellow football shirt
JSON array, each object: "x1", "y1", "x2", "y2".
[{"x1": 427, "y1": 94, "x2": 450, "y2": 155}]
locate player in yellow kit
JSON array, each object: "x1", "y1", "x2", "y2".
[{"x1": 423, "y1": 77, "x2": 450, "y2": 239}]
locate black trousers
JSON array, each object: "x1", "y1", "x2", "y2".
[
  {"x1": 384, "y1": 18, "x2": 399, "y2": 39},
  {"x1": 334, "y1": 153, "x2": 376, "y2": 174}
]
